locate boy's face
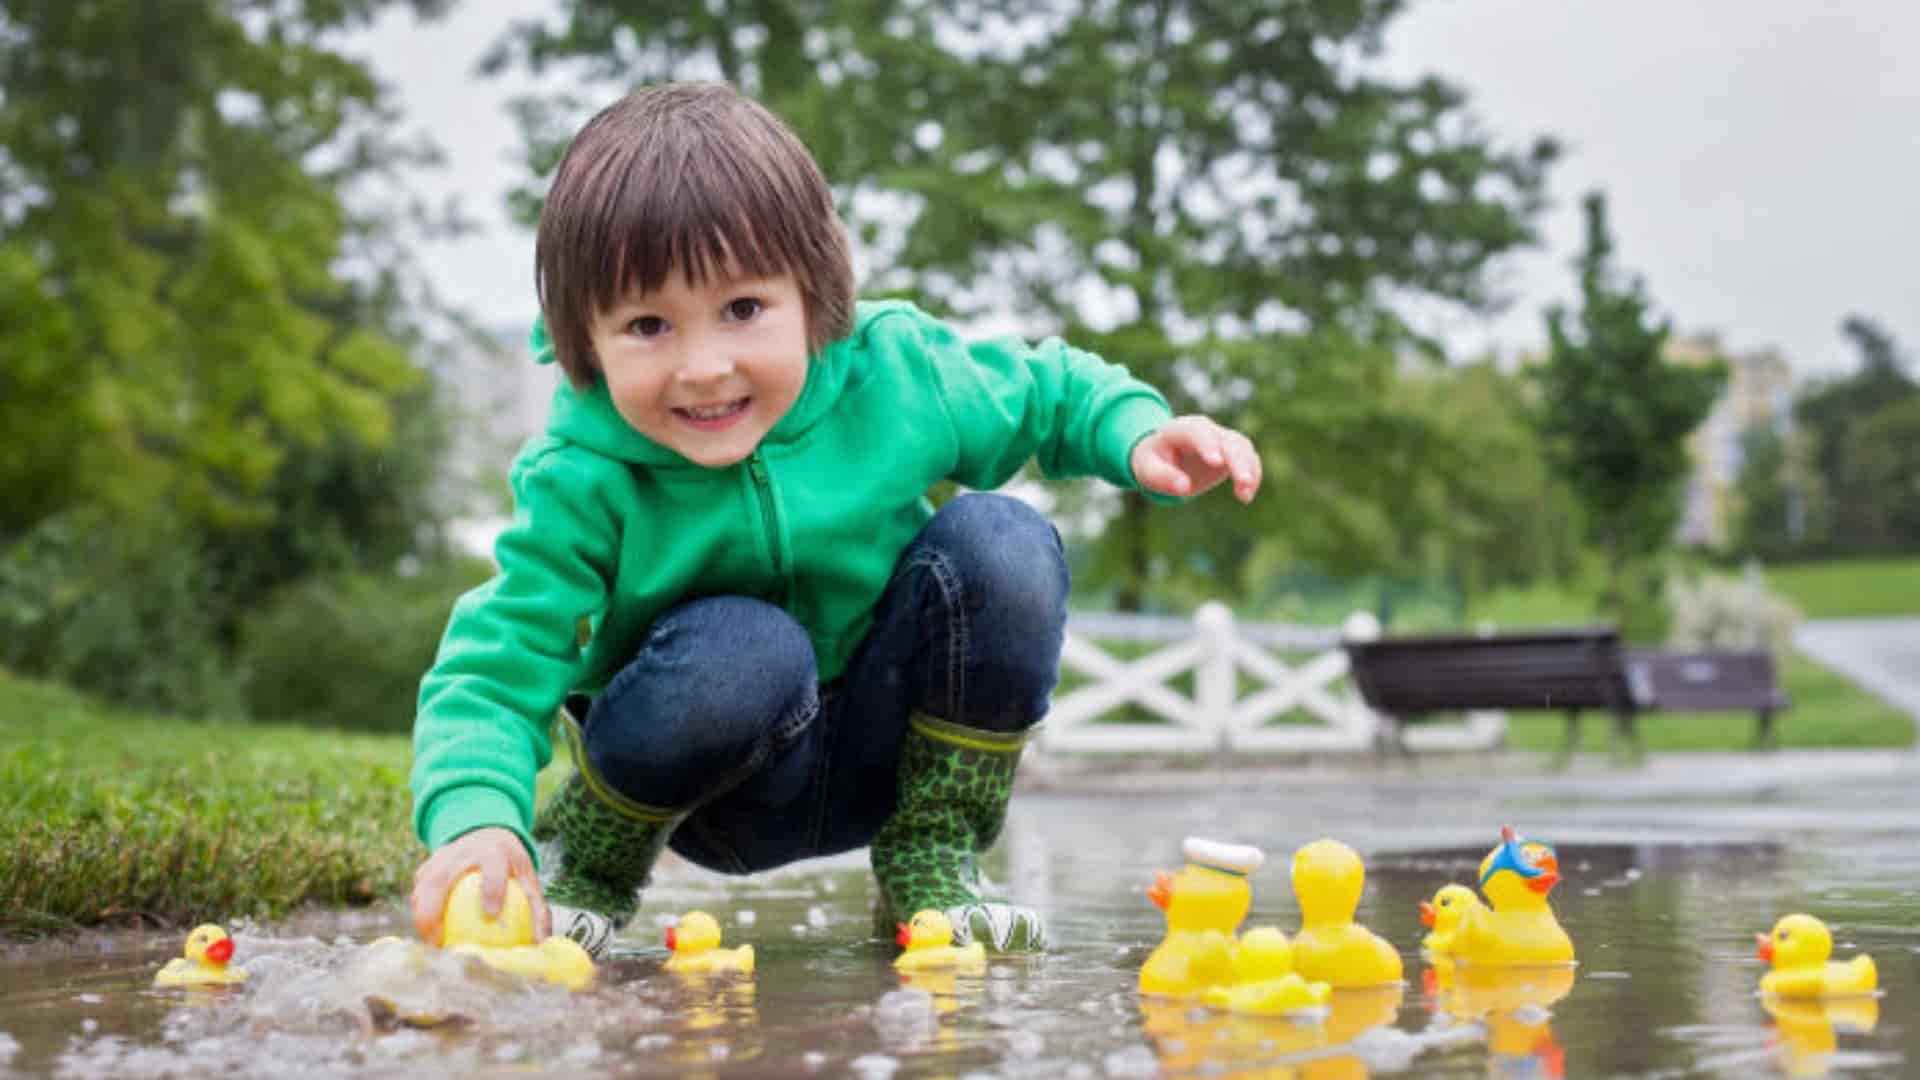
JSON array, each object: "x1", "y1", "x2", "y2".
[{"x1": 589, "y1": 268, "x2": 810, "y2": 468}]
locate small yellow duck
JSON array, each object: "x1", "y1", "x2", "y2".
[
  {"x1": 154, "y1": 924, "x2": 249, "y2": 988},
  {"x1": 663, "y1": 910, "x2": 756, "y2": 975},
  {"x1": 1138, "y1": 837, "x2": 1264, "y2": 999},
  {"x1": 438, "y1": 871, "x2": 596, "y2": 991},
  {"x1": 1452, "y1": 826, "x2": 1574, "y2": 967},
  {"x1": 1756, "y1": 914, "x2": 1877, "y2": 998},
  {"x1": 1418, "y1": 884, "x2": 1486, "y2": 958},
  {"x1": 1288, "y1": 838, "x2": 1403, "y2": 988},
  {"x1": 1203, "y1": 925, "x2": 1331, "y2": 1016},
  {"x1": 894, "y1": 908, "x2": 987, "y2": 973}
]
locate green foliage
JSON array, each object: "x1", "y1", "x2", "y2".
[
  {"x1": 1791, "y1": 315, "x2": 1919, "y2": 556},
  {"x1": 1729, "y1": 425, "x2": 1798, "y2": 560},
  {"x1": 1529, "y1": 193, "x2": 1725, "y2": 639},
  {"x1": 237, "y1": 557, "x2": 494, "y2": 733},
  {"x1": 488, "y1": 0, "x2": 1557, "y2": 606},
  {"x1": 0, "y1": 509, "x2": 241, "y2": 717},
  {"x1": 0, "y1": 669, "x2": 418, "y2": 934}
]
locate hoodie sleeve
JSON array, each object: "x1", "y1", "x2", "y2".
[
  {"x1": 899, "y1": 307, "x2": 1174, "y2": 492},
  {"x1": 409, "y1": 440, "x2": 619, "y2": 863}
]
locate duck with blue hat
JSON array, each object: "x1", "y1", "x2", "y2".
[{"x1": 1452, "y1": 825, "x2": 1575, "y2": 967}]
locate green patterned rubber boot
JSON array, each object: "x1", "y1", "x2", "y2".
[
  {"x1": 870, "y1": 713, "x2": 1046, "y2": 952},
  {"x1": 532, "y1": 713, "x2": 686, "y2": 959}
]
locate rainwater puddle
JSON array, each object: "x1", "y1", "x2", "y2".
[{"x1": 4, "y1": 760, "x2": 1918, "y2": 1077}]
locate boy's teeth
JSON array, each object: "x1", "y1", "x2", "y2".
[{"x1": 682, "y1": 399, "x2": 746, "y2": 420}]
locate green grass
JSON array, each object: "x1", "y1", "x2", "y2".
[
  {"x1": 0, "y1": 670, "x2": 421, "y2": 937},
  {"x1": 1501, "y1": 649, "x2": 1913, "y2": 752},
  {"x1": 1763, "y1": 558, "x2": 1920, "y2": 618}
]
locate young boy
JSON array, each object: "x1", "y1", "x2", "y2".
[{"x1": 408, "y1": 81, "x2": 1262, "y2": 959}]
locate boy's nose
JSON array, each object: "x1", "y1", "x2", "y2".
[{"x1": 676, "y1": 349, "x2": 736, "y2": 384}]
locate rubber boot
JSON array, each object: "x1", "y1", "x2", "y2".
[
  {"x1": 870, "y1": 713, "x2": 1046, "y2": 952},
  {"x1": 532, "y1": 712, "x2": 686, "y2": 959}
]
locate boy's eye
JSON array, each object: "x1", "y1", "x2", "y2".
[
  {"x1": 723, "y1": 297, "x2": 762, "y2": 321},
  {"x1": 627, "y1": 316, "x2": 667, "y2": 337}
]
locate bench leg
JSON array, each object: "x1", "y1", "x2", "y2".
[
  {"x1": 1553, "y1": 709, "x2": 1580, "y2": 768},
  {"x1": 1611, "y1": 708, "x2": 1643, "y2": 764},
  {"x1": 1752, "y1": 709, "x2": 1778, "y2": 750}
]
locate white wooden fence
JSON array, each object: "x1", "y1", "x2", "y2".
[{"x1": 1042, "y1": 603, "x2": 1506, "y2": 754}]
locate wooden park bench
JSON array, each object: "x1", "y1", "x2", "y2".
[{"x1": 1342, "y1": 626, "x2": 1790, "y2": 758}]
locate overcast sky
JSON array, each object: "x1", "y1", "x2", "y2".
[{"x1": 356, "y1": 0, "x2": 1920, "y2": 380}]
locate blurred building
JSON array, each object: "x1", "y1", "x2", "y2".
[{"x1": 1666, "y1": 333, "x2": 1794, "y2": 548}]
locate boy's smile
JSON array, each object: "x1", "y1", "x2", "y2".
[{"x1": 590, "y1": 268, "x2": 810, "y2": 467}]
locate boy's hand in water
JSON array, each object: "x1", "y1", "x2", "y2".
[
  {"x1": 1130, "y1": 415, "x2": 1263, "y2": 503},
  {"x1": 411, "y1": 826, "x2": 551, "y2": 946}
]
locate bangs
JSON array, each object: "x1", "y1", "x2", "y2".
[{"x1": 587, "y1": 128, "x2": 814, "y2": 312}]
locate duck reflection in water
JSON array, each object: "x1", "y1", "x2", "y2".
[
  {"x1": 1141, "y1": 984, "x2": 1405, "y2": 1078},
  {"x1": 1424, "y1": 959, "x2": 1573, "y2": 1079}
]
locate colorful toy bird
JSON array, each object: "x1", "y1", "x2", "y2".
[
  {"x1": 1288, "y1": 838, "x2": 1404, "y2": 987},
  {"x1": 1452, "y1": 826, "x2": 1574, "y2": 967},
  {"x1": 438, "y1": 871, "x2": 596, "y2": 990},
  {"x1": 894, "y1": 909, "x2": 987, "y2": 973},
  {"x1": 1756, "y1": 914, "x2": 1877, "y2": 998},
  {"x1": 664, "y1": 910, "x2": 756, "y2": 975},
  {"x1": 1138, "y1": 837, "x2": 1264, "y2": 999},
  {"x1": 154, "y1": 924, "x2": 249, "y2": 988}
]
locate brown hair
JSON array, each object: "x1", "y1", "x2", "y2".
[{"x1": 535, "y1": 82, "x2": 855, "y2": 385}]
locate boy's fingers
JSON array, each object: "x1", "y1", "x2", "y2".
[
  {"x1": 411, "y1": 880, "x2": 443, "y2": 944},
  {"x1": 1142, "y1": 453, "x2": 1190, "y2": 495},
  {"x1": 479, "y1": 859, "x2": 508, "y2": 917},
  {"x1": 514, "y1": 862, "x2": 552, "y2": 942}
]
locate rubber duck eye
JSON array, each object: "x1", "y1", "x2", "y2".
[
  {"x1": 1439, "y1": 898, "x2": 1451, "y2": 907},
  {"x1": 1778, "y1": 930, "x2": 1790, "y2": 941}
]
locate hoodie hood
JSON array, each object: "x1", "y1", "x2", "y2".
[{"x1": 528, "y1": 311, "x2": 864, "y2": 467}]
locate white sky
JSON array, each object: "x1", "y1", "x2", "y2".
[{"x1": 355, "y1": 0, "x2": 1920, "y2": 380}]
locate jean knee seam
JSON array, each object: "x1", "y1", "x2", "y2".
[{"x1": 921, "y1": 550, "x2": 968, "y2": 723}]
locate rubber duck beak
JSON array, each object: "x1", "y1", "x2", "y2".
[
  {"x1": 1419, "y1": 901, "x2": 1437, "y2": 928},
  {"x1": 1756, "y1": 933, "x2": 1774, "y2": 963},
  {"x1": 665, "y1": 927, "x2": 678, "y2": 952},
  {"x1": 895, "y1": 923, "x2": 911, "y2": 948},
  {"x1": 204, "y1": 937, "x2": 233, "y2": 965},
  {"x1": 1525, "y1": 871, "x2": 1560, "y2": 895},
  {"x1": 1146, "y1": 871, "x2": 1172, "y2": 911}
]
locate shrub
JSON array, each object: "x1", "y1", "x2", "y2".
[
  {"x1": 236, "y1": 557, "x2": 493, "y2": 732},
  {"x1": 1665, "y1": 566, "x2": 1802, "y2": 656}
]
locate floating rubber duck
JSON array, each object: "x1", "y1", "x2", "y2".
[
  {"x1": 664, "y1": 910, "x2": 756, "y2": 976},
  {"x1": 1756, "y1": 914, "x2": 1877, "y2": 999},
  {"x1": 1418, "y1": 884, "x2": 1486, "y2": 958},
  {"x1": 437, "y1": 871, "x2": 596, "y2": 991},
  {"x1": 1203, "y1": 925, "x2": 1331, "y2": 1016},
  {"x1": 1138, "y1": 837, "x2": 1264, "y2": 999},
  {"x1": 154, "y1": 924, "x2": 249, "y2": 988},
  {"x1": 1287, "y1": 838, "x2": 1403, "y2": 988},
  {"x1": 1452, "y1": 826, "x2": 1574, "y2": 967},
  {"x1": 1763, "y1": 994, "x2": 1881, "y2": 1079},
  {"x1": 894, "y1": 908, "x2": 986, "y2": 973}
]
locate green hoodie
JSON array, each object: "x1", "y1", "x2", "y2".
[{"x1": 411, "y1": 300, "x2": 1173, "y2": 858}]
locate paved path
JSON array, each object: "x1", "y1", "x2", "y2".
[{"x1": 1794, "y1": 616, "x2": 1920, "y2": 724}]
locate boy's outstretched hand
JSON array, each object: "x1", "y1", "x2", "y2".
[
  {"x1": 1130, "y1": 415, "x2": 1263, "y2": 503},
  {"x1": 411, "y1": 826, "x2": 551, "y2": 946}
]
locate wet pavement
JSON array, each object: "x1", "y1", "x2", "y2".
[
  {"x1": 3, "y1": 748, "x2": 1917, "y2": 1078},
  {"x1": 1797, "y1": 618, "x2": 1920, "y2": 723}
]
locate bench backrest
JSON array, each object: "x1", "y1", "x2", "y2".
[
  {"x1": 1344, "y1": 627, "x2": 1631, "y2": 715},
  {"x1": 1624, "y1": 649, "x2": 1788, "y2": 712}
]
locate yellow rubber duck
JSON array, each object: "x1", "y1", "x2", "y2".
[
  {"x1": 438, "y1": 871, "x2": 596, "y2": 991},
  {"x1": 1138, "y1": 837, "x2": 1264, "y2": 999},
  {"x1": 154, "y1": 924, "x2": 249, "y2": 988},
  {"x1": 1203, "y1": 925, "x2": 1332, "y2": 1016},
  {"x1": 1763, "y1": 994, "x2": 1880, "y2": 1079},
  {"x1": 1452, "y1": 826, "x2": 1575, "y2": 967},
  {"x1": 1287, "y1": 838, "x2": 1403, "y2": 988},
  {"x1": 1756, "y1": 914, "x2": 1877, "y2": 998},
  {"x1": 894, "y1": 908, "x2": 986, "y2": 973},
  {"x1": 664, "y1": 910, "x2": 756, "y2": 976},
  {"x1": 1418, "y1": 884, "x2": 1486, "y2": 958}
]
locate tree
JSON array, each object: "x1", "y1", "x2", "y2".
[
  {"x1": 1730, "y1": 425, "x2": 1799, "y2": 560},
  {"x1": 1530, "y1": 192, "x2": 1725, "y2": 637},
  {"x1": 1835, "y1": 397, "x2": 1920, "y2": 553},
  {"x1": 1794, "y1": 314, "x2": 1917, "y2": 555},
  {"x1": 486, "y1": 0, "x2": 1557, "y2": 607}
]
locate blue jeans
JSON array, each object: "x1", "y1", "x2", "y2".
[{"x1": 569, "y1": 493, "x2": 1069, "y2": 874}]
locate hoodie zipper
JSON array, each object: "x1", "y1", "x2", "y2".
[{"x1": 746, "y1": 451, "x2": 788, "y2": 603}]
